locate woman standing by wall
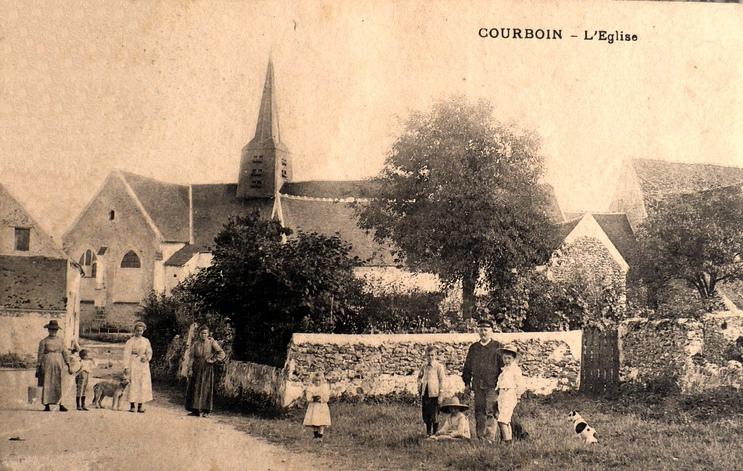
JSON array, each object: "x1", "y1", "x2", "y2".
[
  {"x1": 185, "y1": 325, "x2": 226, "y2": 418},
  {"x1": 123, "y1": 321, "x2": 153, "y2": 413},
  {"x1": 36, "y1": 320, "x2": 71, "y2": 411}
]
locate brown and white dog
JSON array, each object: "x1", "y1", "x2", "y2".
[
  {"x1": 568, "y1": 410, "x2": 598, "y2": 444},
  {"x1": 92, "y1": 378, "x2": 129, "y2": 410}
]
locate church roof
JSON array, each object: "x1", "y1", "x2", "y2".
[
  {"x1": 190, "y1": 183, "x2": 274, "y2": 247},
  {"x1": 280, "y1": 180, "x2": 380, "y2": 199},
  {"x1": 632, "y1": 158, "x2": 743, "y2": 206},
  {"x1": 0, "y1": 255, "x2": 67, "y2": 310},
  {"x1": 119, "y1": 171, "x2": 190, "y2": 242},
  {"x1": 279, "y1": 195, "x2": 396, "y2": 266}
]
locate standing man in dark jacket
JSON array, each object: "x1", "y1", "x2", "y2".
[{"x1": 462, "y1": 319, "x2": 503, "y2": 440}]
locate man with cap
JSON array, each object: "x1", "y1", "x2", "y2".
[{"x1": 462, "y1": 318, "x2": 528, "y2": 441}]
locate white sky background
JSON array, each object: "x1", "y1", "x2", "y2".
[{"x1": 1, "y1": 0, "x2": 742, "y2": 240}]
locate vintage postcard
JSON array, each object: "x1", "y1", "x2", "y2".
[{"x1": 1, "y1": 1, "x2": 742, "y2": 470}]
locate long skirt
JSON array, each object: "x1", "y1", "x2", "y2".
[
  {"x1": 185, "y1": 360, "x2": 216, "y2": 412},
  {"x1": 127, "y1": 358, "x2": 153, "y2": 403},
  {"x1": 38, "y1": 352, "x2": 64, "y2": 404}
]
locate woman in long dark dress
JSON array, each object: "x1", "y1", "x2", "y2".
[
  {"x1": 36, "y1": 320, "x2": 71, "y2": 411},
  {"x1": 185, "y1": 325, "x2": 226, "y2": 417}
]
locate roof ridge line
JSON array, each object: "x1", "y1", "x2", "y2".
[{"x1": 279, "y1": 192, "x2": 370, "y2": 203}]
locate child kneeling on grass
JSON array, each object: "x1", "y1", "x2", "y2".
[
  {"x1": 303, "y1": 372, "x2": 331, "y2": 441},
  {"x1": 496, "y1": 343, "x2": 526, "y2": 444},
  {"x1": 430, "y1": 397, "x2": 471, "y2": 440}
]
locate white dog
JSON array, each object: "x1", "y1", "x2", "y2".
[{"x1": 568, "y1": 410, "x2": 598, "y2": 444}]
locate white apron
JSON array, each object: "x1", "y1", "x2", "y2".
[{"x1": 123, "y1": 336, "x2": 153, "y2": 403}]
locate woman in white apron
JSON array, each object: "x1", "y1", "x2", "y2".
[{"x1": 123, "y1": 321, "x2": 153, "y2": 412}]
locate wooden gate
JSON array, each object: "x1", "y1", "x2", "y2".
[{"x1": 580, "y1": 327, "x2": 619, "y2": 395}]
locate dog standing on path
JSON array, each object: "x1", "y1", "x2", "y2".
[
  {"x1": 92, "y1": 378, "x2": 129, "y2": 410},
  {"x1": 569, "y1": 410, "x2": 599, "y2": 444}
]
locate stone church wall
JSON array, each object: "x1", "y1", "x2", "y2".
[{"x1": 63, "y1": 175, "x2": 159, "y2": 331}]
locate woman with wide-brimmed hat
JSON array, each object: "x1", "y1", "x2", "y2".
[
  {"x1": 36, "y1": 320, "x2": 71, "y2": 411},
  {"x1": 123, "y1": 321, "x2": 153, "y2": 413}
]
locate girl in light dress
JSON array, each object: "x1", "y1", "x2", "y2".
[
  {"x1": 303, "y1": 372, "x2": 331, "y2": 441},
  {"x1": 496, "y1": 343, "x2": 526, "y2": 444}
]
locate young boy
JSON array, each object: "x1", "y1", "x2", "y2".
[
  {"x1": 496, "y1": 344, "x2": 525, "y2": 443},
  {"x1": 417, "y1": 345, "x2": 448, "y2": 436},
  {"x1": 70, "y1": 349, "x2": 95, "y2": 411},
  {"x1": 430, "y1": 397, "x2": 471, "y2": 440}
]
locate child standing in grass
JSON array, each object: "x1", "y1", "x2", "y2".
[
  {"x1": 303, "y1": 372, "x2": 331, "y2": 441},
  {"x1": 496, "y1": 344, "x2": 525, "y2": 444},
  {"x1": 417, "y1": 345, "x2": 448, "y2": 436}
]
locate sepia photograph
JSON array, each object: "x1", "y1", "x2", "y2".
[{"x1": 1, "y1": 1, "x2": 742, "y2": 469}]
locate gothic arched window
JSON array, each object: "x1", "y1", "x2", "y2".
[
  {"x1": 78, "y1": 249, "x2": 97, "y2": 277},
  {"x1": 120, "y1": 250, "x2": 141, "y2": 268}
]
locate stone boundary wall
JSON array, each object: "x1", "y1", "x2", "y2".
[
  {"x1": 0, "y1": 309, "x2": 66, "y2": 364},
  {"x1": 283, "y1": 331, "x2": 582, "y2": 406},
  {"x1": 188, "y1": 331, "x2": 581, "y2": 408},
  {"x1": 619, "y1": 312, "x2": 743, "y2": 393}
]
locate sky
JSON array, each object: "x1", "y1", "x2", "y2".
[{"x1": 1, "y1": 0, "x2": 742, "y2": 240}]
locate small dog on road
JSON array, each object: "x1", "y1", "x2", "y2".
[
  {"x1": 92, "y1": 378, "x2": 129, "y2": 410},
  {"x1": 569, "y1": 410, "x2": 599, "y2": 444}
]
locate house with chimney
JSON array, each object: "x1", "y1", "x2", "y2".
[{"x1": 0, "y1": 182, "x2": 82, "y2": 363}]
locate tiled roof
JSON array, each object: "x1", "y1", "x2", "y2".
[
  {"x1": 0, "y1": 255, "x2": 67, "y2": 310},
  {"x1": 548, "y1": 217, "x2": 583, "y2": 251},
  {"x1": 280, "y1": 196, "x2": 396, "y2": 266},
  {"x1": 190, "y1": 184, "x2": 274, "y2": 247},
  {"x1": 633, "y1": 159, "x2": 743, "y2": 205},
  {"x1": 164, "y1": 244, "x2": 209, "y2": 267},
  {"x1": 592, "y1": 213, "x2": 639, "y2": 268},
  {"x1": 119, "y1": 172, "x2": 190, "y2": 242},
  {"x1": 280, "y1": 180, "x2": 380, "y2": 199}
]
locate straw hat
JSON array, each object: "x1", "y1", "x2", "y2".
[
  {"x1": 501, "y1": 343, "x2": 519, "y2": 355},
  {"x1": 439, "y1": 396, "x2": 469, "y2": 413}
]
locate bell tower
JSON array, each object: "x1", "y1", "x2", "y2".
[{"x1": 237, "y1": 60, "x2": 292, "y2": 199}]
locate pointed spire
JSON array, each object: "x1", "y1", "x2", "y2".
[{"x1": 253, "y1": 59, "x2": 281, "y2": 144}]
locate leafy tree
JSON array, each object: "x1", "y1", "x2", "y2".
[
  {"x1": 636, "y1": 187, "x2": 743, "y2": 301},
  {"x1": 182, "y1": 213, "x2": 365, "y2": 366},
  {"x1": 358, "y1": 96, "x2": 555, "y2": 318}
]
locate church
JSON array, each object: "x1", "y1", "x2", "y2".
[
  {"x1": 62, "y1": 61, "x2": 566, "y2": 333},
  {"x1": 63, "y1": 61, "x2": 425, "y2": 332}
]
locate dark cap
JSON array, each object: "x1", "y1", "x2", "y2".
[{"x1": 477, "y1": 319, "x2": 494, "y2": 329}]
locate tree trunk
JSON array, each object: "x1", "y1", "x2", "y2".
[{"x1": 462, "y1": 274, "x2": 476, "y2": 320}]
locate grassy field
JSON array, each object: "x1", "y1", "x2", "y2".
[{"x1": 157, "y1": 383, "x2": 743, "y2": 470}]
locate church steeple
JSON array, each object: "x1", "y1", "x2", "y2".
[{"x1": 237, "y1": 60, "x2": 292, "y2": 199}]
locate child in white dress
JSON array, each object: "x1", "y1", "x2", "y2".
[
  {"x1": 496, "y1": 343, "x2": 526, "y2": 443},
  {"x1": 303, "y1": 372, "x2": 331, "y2": 441}
]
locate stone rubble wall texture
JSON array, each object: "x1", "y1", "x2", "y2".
[
  {"x1": 619, "y1": 312, "x2": 743, "y2": 393},
  {"x1": 282, "y1": 331, "x2": 582, "y2": 406},
  {"x1": 549, "y1": 236, "x2": 627, "y2": 308}
]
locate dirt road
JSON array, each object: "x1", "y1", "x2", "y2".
[{"x1": 0, "y1": 399, "x2": 327, "y2": 471}]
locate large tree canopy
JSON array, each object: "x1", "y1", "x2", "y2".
[
  {"x1": 358, "y1": 97, "x2": 555, "y2": 318},
  {"x1": 182, "y1": 213, "x2": 365, "y2": 366},
  {"x1": 637, "y1": 186, "x2": 743, "y2": 300}
]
